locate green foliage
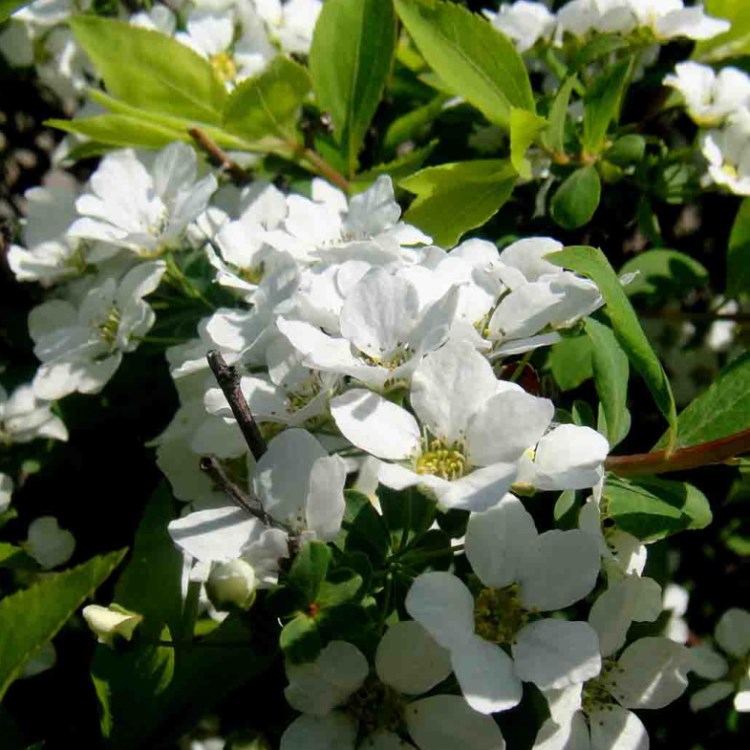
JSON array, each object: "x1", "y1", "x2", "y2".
[
  {"x1": 0, "y1": 0, "x2": 31, "y2": 22},
  {"x1": 656, "y1": 353, "x2": 750, "y2": 450},
  {"x1": 287, "y1": 541, "x2": 332, "y2": 606},
  {"x1": 620, "y1": 249, "x2": 709, "y2": 300},
  {"x1": 510, "y1": 109, "x2": 547, "y2": 179},
  {"x1": 693, "y1": 0, "x2": 750, "y2": 61},
  {"x1": 394, "y1": 0, "x2": 535, "y2": 128},
  {"x1": 309, "y1": 0, "x2": 397, "y2": 175},
  {"x1": 605, "y1": 476, "x2": 712, "y2": 541},
  {"x1": 540, "y1": 75, "x2": 577, "y2": 155},
  {"x1": 69, "y1": 16, "x2": 226, "y2": 123},
  {"x1": 550, "y1": 166, "x2": 601, "y2": 229},
  {"x1": 0, "y1": 549, "x2": 127, "y2": 701},
  {"x1": 547, "y1": 335, "x2": 594, "y2": 391},
  {"x1": 585, "y1": 318, "x2": 631, "y2": 448},
  {"x1": 400, "y1": 159, "x2": 516, "y2": 246},
  {"x1": 548, "y1": 245, "x2": 678, "y2": 445},
  {"x1": 605, "y1": 134, "x2": 646, "y2": 167},
  {"x1": 582, "y1": 61, "x2": 630, "y2": 155},
  {"x1": 727, "y1": 198, "x2": 750, "y2": 298},
  {"x1": 49, "y1": 114, "x2": 187, "y2": 150}
]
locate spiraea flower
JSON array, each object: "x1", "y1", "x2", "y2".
[
  {"x1": 0, "y1": 382, "x2": 68, "y2": 444},
  {"x1": 700, "y1": 110, "x2": 750, "y2": 195},
  {"x1": 484, "y1": 1, "x2": 556, "y2": 52}
]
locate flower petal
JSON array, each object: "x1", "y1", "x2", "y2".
[
  {"x1": 280, "y1": 713, "x2": 358, "y2": 750},
  {"x1": 588, "y1": 705, "x2": 648, "y2": 750},
  {"x1": 715, "y1": 608, "x2": 750, "y2": 658}
]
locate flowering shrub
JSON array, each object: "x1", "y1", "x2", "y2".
[{"x1": 0, "y1": 1, "x2": 748, "y2": 749}]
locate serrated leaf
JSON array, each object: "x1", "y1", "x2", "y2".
[
  {"x1": 0, "y1": 549, "x2": 127, "y2": 700},
  {"x1": 541, "y1": 75, "x2": 577, "y2": 155},
  {"x1": 693, "y1": 0, "x2": 748, "y2": 61},
  {"x1": 48, "y1": 115, "x2": 186, "y2": 149},
  {"x1": 727, "y1": 197, "x2": 750, "y2": 297},
  {"x1": 222, "y1": 56, "x2": 311, "y2": 153},
  {"x1": 69, "y1": 16, "x2": 226, "y2": 123},
  {"x1": 547, "y1": 334, "x2": 594, "y2": 392},
  {"x1": 114, "y1": 483, "x2": 183, "y2": 639},
  {"x1": 655, "y1": 352, "x2": 750, "y2": 450},
  {"x1": 619, "y1": 249, "x2": 709, "y2": 300},
  {"x1": 394, "y1": 0, "x2": 534, "y2": 128},
  {"x1": 582, "y1": 60, "x2": 630, "y2": 154},
  {"x1": 401, "y1": 159, "x2": 516, "y2": 246},
  {"x1": 550, "y1": 166, "x2": 601, "y2": 229},
  {"x1": 510, "y1": 108, "x2": 547, "y2": 178},
  {"x1": 585, "y1": 317, "x2": 631, "y2": 448},
  {"x1": 548, "y1": 245, "x2": 678, "y2": 446},
  {"x1": 605, "y1": 476, "x2": 712, "y2": 542},
  {"x1": 0, "y1": 542, "x2": 37, "y2": 570},
  {"x1": 310, "y1": 0, "x2": 397, "y2": 174}
]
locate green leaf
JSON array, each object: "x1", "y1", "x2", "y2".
[
  {"x1": 0, "y1": 549, "x2": 127, "y2": 701},
  {"x1": 384, "y1": 94, "x2": 449, "y2": 151},
  {"x1": 510, "y1": 108, "x2": 547, "y2": 179},
  {"x1": 605, "y1": 476, "x2": 712, "y2": 542},
  {"x1": 582, "y1": 60, "x2": 630, "y2": 154},
  {"x1": 655, "y1": 352, "x2": 750, "y2": 450},
  {"x1": 287, "y1": 541, "x2": 332, "y2": 606},
  {"x1": 0, "y1": 542, "x2": 37, "y2": 570},
  {"x1": 547, "y1": 334, "x2": 593, "y2": 392},
  {"x1": 394, "y1": 0, "x2": 534, "y2": 128},
  {"x1": 619, "y1": 249, "x2": 709, "y2": 300},
  {"x1": 310, "y1": 0, "x2": 397, "y2": 174},
  {"x1": 352, "y1": 141, "x2": 437, "y2": 189},
  {"x1": 113, "y1": 484, "x2": 183, "y2": 639},
  {"x1": 605, "y1": 134, "x2": 646, "y2": 167},
  {"x1": 378, "y1": 486, "x2": 436, "y2": 552},
  {"x1": 0, "y1": 0, "x2": 30, "y2": 22},
  {"x1": 727, "y1": 197, "x2": 750, "y2": 297},
  {"x1": 540, "y1": 75, "x2": 577, "y2": 155},
  {"x1": 223, "y1": 56, "x2": 311, "y2": 153},
  {"x1": 316, "y1": 568, "x2": 364, "y2": 609},
  {"x1": 280, "y1": 614, "x2": 322, "y2": 663},
  {"x1": 550, "y1": 166, "x2": 601, "y2": 230},
  {"x1": 47, "y1": 115, "x2": 187, "y2": 149},
  {"x1": 693, "y1": 0, "x2": 748, "y2": 61},
  {"x1": 585, "y1": 317, "x2": 631, "y2": 448},
  {"x1": 401, "y1": 159, "x2": 516, "y2": 246},
  {"x1": 345, "y1": 499, "x2": 390, "y2": 565},
  {"x1": 548, "y1": 245, "x2": 678, "y2": 446},
  {"x1": 69, "y1": 16, "x2": 226, "y2": 123}
]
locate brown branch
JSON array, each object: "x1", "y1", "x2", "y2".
[
  {"x1": 605, "y1": 428, "x2": 750, "y2": 477},
  {"x1": 298, "y1": 146, "x2": 351, "y2": 193},
  {"x1": 189, "y1": 127, "x2": 248, "y2": 182},
  {"x1": 206, "y1": 350, "x2": 267, "y2": 460}
]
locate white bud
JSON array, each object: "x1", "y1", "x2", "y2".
[
  {"x1": 82, "y1": 604, "x2": 142, "y2": 646},
  {"x1": 207, "y1": 559, "x2": 257, "y2": 610}
]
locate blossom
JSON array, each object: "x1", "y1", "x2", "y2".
[
  {"x1": 700, "y1": 110, "x2": 750, "y2": 195},
  {"x1": 82, "y1": 604, "x2": 143, "y2": 645},
  {"x1": 68, "y1": 142, "x2": 218, "y2": 256},
  {"x1": 29, "y1": 261, "x2": 166, "y2": 399},
  {"x1": 281, "y1": 622, "x2": 505, "y2": 750},
  {"x1": 689, "y1": 608, "x2": 750, "y2": 713},
  {"x1": 254, "y1": 0, "x2": 322, "y2": 55},
  {"x1": 24, "y1": 516, "x2": 76, "y2": 569},
  {"x1": 664, "y1": 62, "x2": 750, "y2": 127},
  {"x1": 484, "y1": 2, "x2": 556, "y2": 53},
  {"x1": 406, "y1": 495, "x2": 602, "y2": 714},
  {"x1": 0, "y1": 383, "x2": 68, "y2": 443}
]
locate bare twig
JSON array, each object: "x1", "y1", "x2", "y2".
[
  {"x1": 189, "y1": 127, "x2": 248, "y2": 182},
  {"x1": 206, "y1": 350, "x2": 267, "y2": 460},
  {"x1": 605, "y1": 428, "x2": 750, "y2": 477},
  {"x1": 296, "y1": 145, "x2": 351, "y2": 193}
]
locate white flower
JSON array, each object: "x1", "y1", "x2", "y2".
[
  {"x1": 701, "y1": 110, "x2": 750, "y2": 195},
  {"x1": 82, "y1": 604, "x2": 143, "y2": 645},
  {"x1": 254, "y1": 0, "x2": 322, "y2": 55},
  {"x1": 13, "y1": 0, "x2": 86, "y2": 26},
  {"x1": 25, "y1": 516, "x2": 76, "y2": 569},
  {"x1": 407, "y1": 495, "x2": 602, "y2": 714},
  {"x1": 484, "y1": 2, "x2": 556, "y2": 53},
  {"x1": 129, "y1": 5, "x2": 176, "y2": 34},
  {"x1": 176, "y1": 9, "x2": 275, "y2": 86},
  {"x1": 69, "y1": 143, "x2": 218, "y2": 256},
  {"x1": 664, "y1": 62, "x2": 750, "y2": 127},
  {"x1": 625, "y1": 0, "x2": 730, "y2": 41},
  {"x1": 29, "y1": 261, "x2": 166, "y2": 399},
  {"x1": 689, "y1": 608, "x2": 750, "y2": 713},
  {"x1": 331, "y1": 340, "x2": 562, "y2": 511},
  {"x1": 206, "y1": 558, "x2": 258, "y2": 609},
  {"x1": 0, "y1": 473, "x2": 13, "y2": 514},
  {"x1": 282, "y1": 623, "x2": 505, "y2": 750},
  {"x1": 0, "y1": 383, "x2": 68, "y2": 443},
  {"x1": 663, "y1": 583, "x2": 690, "y2": 644}
]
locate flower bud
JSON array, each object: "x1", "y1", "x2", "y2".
[
  {"x1": 82, "y1": 604, "x2": 142, "y2": 646},
  {"x1": 207, "y1": 559, "x2": 257, "y2": 610}
]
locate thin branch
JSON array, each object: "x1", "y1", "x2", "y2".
[
  {"x1": 189, "y1": 127, "x2": 248, "y2": 182},
  {"x1": 605, "y1": 428, "x2": 750, "y2": 477},
  {"x1": 206, "y1": 350, "x2": 267, "y2": 460},
  {"x1": 200, "y1": 456, "x2": 279, "y2": 529},
  {"x1": 298, "y1": 146, "x2": 351, "y2": 193}
]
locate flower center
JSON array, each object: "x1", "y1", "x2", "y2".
[
  {"x1": 345, "y1": 676, "x2": 405, "y2": 737},
  {"x1": 210, "y1": 52, "x2": 238, "y2": 83},
  {"x1": 240, "y1": 262, "x2": 265, "y2": 286},
  {"x1": 474, "y1": 585, "x2": 528, "y2": 644},
  {"x1": 98, "y1": 307, "x2": 121, "y2": 345},
  {"x1": 723, "y1": 162, "x2": 739, "y2": 180},
  {"x1": 416, "y1": 439, "x2": 468, "y2": 480},
  {"x1": 581, "y1": 660, "x2": 620, "y2": 715},
  {"x1": 285, "y1": 373, "x2": 322, "y2": 414}
]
